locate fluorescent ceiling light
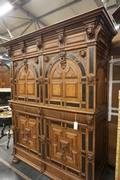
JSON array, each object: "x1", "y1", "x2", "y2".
[{"x1": 0, "y1": 2, "x2": 13, "y2": 16}]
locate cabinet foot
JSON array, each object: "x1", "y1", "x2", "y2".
[{"x1": 12, "y1": 157, "x2": 20, "y2": 164}]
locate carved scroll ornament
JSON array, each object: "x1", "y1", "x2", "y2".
[
  {"x1": 23, "y1": 59, "x2": 28, "y2": 73},
  {"x1": 36, "y1": 38, "x2": 42, "y2": 50},
  {"x1": 86, "y1": 24, "x2": 95, "y2": 40},
  {"x1": 59, "y1": 51, "x2": 66, "y2": 69},
  {"x1": 58, "y1": 33, "x2": 64, "y2": 45}
]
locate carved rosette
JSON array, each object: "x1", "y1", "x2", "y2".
[
  {"x1": 37, "y1": 77, "x2": 44, "y2": 85},
  {"x1": 40, "y1": 136, "x2": 46, "y2": 143},
  {"x1": 87, "y1": 76, "x2": 96, "y2": 84},
  {"x1": 44, "y1": 56, "x2": 49, "y2": 62},
  {"x1": 87, "y1": 154, "x2": 94, "y2": 161},
  {"x1": 25, "y1": 128, "x2": 30, "y2": 137},
  {"x1": 59, "y1": 51, "x2": 66, "y2": 69},
  {"x1": 80, "y1": 50, "x2": 86, "y2": 58},
  {"x1": 61, "y1": 142, "x2": 67, "y2": 152},
  {"x1": 86, "y1": 115, "x2": 93, "y2": 126},
  {"x1": 85, "y1": 24, "x2": 95, "y2": 40}
]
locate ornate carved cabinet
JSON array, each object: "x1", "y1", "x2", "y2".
[{"x1": 3, "y1": 7, "x2": 117, "y2": 180}]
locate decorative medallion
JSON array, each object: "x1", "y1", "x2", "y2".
[
  {"x1": 80, "y1": 50, "x2": 86, "y2": 58},
  {"x1": 44, "y1": 56, "x2": 49, "y2": 62},
  {"x1": 87, "y1": 76, "x2": 96, "y2": 84}
]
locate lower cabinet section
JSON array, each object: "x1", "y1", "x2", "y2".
[{"x1": 12, "y1": 104, "x2": 107, "y2": 180}]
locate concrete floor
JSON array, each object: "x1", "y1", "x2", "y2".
[{"x1": 0, "y1": 126, "x2": 115, "y2": 180}]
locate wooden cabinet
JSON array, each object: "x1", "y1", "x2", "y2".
[
  {"x1": 0, "y1": 61, "x2": 10, "y2": 88},
  {"x1": 3, "y1": 7, "x2": 117, "y2": 180}
]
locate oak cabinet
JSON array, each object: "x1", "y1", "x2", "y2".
[{"x1": 3, "y1": 7, "x2": 117, "y2": 180}]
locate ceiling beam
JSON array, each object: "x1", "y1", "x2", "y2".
[
  {"x1": 0, "y1": 36, "x2": 10, "y2": 41},
  {"x1": 116, "y1": 0, "x2": 120, "y2": 7},
  {"x1": 20, "y1": 21, "x2": 33, "y2": 35},
  {"x1": 8, "y1": 0, "x2": 46, "y2": 27},
  {"x1": 2, "y1": 19, "x2": 13, "y2": 39},
  {"x1": 37, "y1": 0, "x2": 82, "y2": 19}
]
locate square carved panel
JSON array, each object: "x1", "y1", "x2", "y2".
[
  {"x1": 18, "y1": 115, "x2": 38, "y2": 151},
  {"x1": 51, "y1": 124, "x2": 80, "y2": 168}
]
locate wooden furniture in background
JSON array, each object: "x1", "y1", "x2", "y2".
[
  {"x1": 0, "y1": 61, "x2": 10, "y2": 88},
  {"x1": 3, "y1": 7, "x2": 117, "y2": 180}
]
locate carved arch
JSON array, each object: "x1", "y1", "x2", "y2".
[{"x1": 45, "y1": 53, "x2": 86, "y2": 78}]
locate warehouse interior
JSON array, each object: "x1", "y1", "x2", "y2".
[{"x1": 0, "y1": 0, "x2": 120, "y2": 180}]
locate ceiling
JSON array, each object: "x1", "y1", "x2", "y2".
[{"x1": 0, "y1": 0, "x2": 119, "y2": 60}]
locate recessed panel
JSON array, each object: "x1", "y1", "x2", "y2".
[
  {"x1": 65, "y1": 83, "x2": 77, "y2": 98},
  {"x1": 27, "y1": 83, "x2": 35, "y2": 95},
  {"x1": 19, "y1": 83, "x2": 26, "y2": 94},
  {"x1": 52, "y1": 83, "x2": 62, "y2": 97}
]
